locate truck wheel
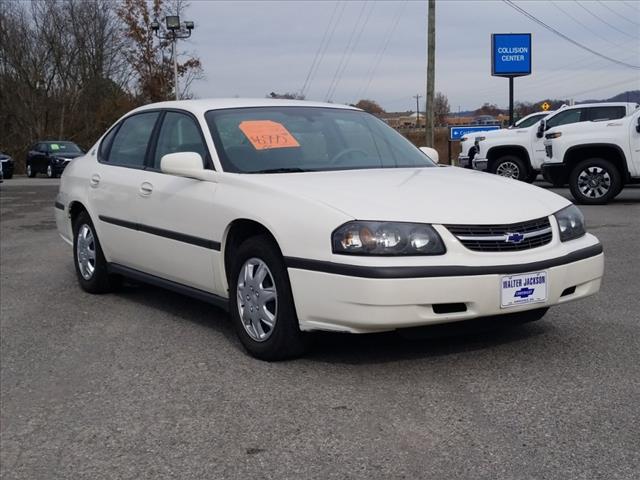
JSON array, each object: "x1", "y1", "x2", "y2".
[
  {"x1": 229, "y1": 235, "x2": 308, "y2": 361},
  {"x1": 492, "y1": 155, "x2": 528, "y2": 181},
  {"x1": 569, "y1": 158, "x2": 621, "y2": 205}
]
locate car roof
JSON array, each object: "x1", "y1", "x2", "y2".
[
  {"x1": 129, "y1": 98, "x2": 361, "y2": 117},
  {"x1": 564, "y1": 102, "x2": 637, "y2": 109}
]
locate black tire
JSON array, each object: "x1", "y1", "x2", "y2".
[
  {"x1": 569, "y1": 158, "x2": 622, "y2": 205},
  {"x1": 4, "y1": 172, "x2": 12, "y2": 180},
  {"x1": 525, "y1": 169, "x2": 538, "y2": 184},
  {"x1": 72, "y1": 211, "x2": 121, "y2": 293},
  {"x1": 26, "y1": 163, "x2": 36, "y2": 178},
  {"x1": 491, "y1": 155, "x2": 529, "y2": 181},
  {"x1": 229, "y1": 235, "x2": 308, "y2": 361}
]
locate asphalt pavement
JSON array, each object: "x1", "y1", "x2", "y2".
[{"x1": 1, "y1": 177, "x2": 639, "y2": 479}]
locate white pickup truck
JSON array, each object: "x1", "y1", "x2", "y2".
[
  {"x1": 458, "y1": 111, "x2": 550, "y2": 169},
  {"x1": 473, "y1": 103, "x2": 638, "y2": 183},
  {"x1": 542, "y1": 108, "x2": 640, "y2": 204}
]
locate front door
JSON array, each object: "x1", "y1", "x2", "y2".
[{"x1": 133, "y1": 110, "x2": 222, "y2": 294}]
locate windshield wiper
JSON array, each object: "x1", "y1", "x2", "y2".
[{"x1": 250, "y1": 167, "x2": 309, "y2": 174}]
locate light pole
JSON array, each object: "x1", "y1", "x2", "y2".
[{"x1": 151, "y1": 16, "x2": 194, "y2": 101}]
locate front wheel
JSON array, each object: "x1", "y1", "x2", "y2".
[
  {"x1": 73, "y1": 211, "x2": 120, "y2": 293},
  {"x1": 491, "y1": 155, "x2": 529, "y2": 181},
  {"x1": 569, "y1": 158, "x2": 622, "y2": 205},
  {"x1": 229, "y1": 235, "x2": 308, "y2": 361},
  {"x1": 46, "y1": 164, "x2": 55, "y2": 178}
]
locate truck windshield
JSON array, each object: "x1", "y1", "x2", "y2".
[{"x1": 205, "y1": 107, "x2": 436, "y2": 173}]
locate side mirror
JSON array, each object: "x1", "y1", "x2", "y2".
[
  {"x1": 536, "y1": 120, "x2": 546, "y2": 138},
  {"x1": 419, "y1": 146, "x2": 439, "y2": 164},
  {"x1": 160, "y1": 152, "x2": 216, "y2": 181}
]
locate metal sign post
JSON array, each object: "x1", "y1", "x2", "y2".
[{"x1": 491, "y1": 33, "x2": 532, "y2": 126}]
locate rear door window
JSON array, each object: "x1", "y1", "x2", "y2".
[
  {"x1": 586, "y1": 106, "x2": 626, "y2": 122},
  {"x1": 106, "y1": 112, "x2": 159, "y2": 168}
]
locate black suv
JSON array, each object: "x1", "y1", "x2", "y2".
[
  {"x1": 26, "y1": 141, "x2": 84, "y2": 178},
  {"x1": 0, "y1": 152, "x2": 14, "y2": 179}
]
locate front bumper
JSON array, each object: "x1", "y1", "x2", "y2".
[
  {"x1": 52, "y1": 160, "x2": 70, "y2": 174},
  {"x1": 541, "y1": 162, "x2": 569, "y2": 186},
  {"x1": 457, "y1": 155, "x2": 471, "y2": 168},
  {"x1": 1, "y1": 160, "x2": 14, "y2": 176},
  {"x1": 472, "y1": 157, "x2": 488, "y2": 171},
  {"x1": 287, "y1": 241, "x2": 603, "y2": 333}
]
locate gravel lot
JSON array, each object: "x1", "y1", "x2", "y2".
[{"x1": 1, "y1": 177, "x2": 639, "y2": 480}]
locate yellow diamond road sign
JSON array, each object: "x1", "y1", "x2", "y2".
[{"x1": 541, "y1": 102, "x2": 551, "y2": 111}]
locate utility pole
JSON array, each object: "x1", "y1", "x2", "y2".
[
  {"x1": 425, "y1": 0, "x2": 435, "y2": 147},
  {"x1": 414, "y1": 94, "x2": 422, "y2": 128}
]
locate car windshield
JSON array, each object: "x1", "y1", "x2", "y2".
[
  {"x1": 205, "y1": 107, "x2": 437, "y2": 173},
  {"x1": 514, "y1": 113, "x2": 547, "y2": 128},
  {"x1": 48, "y1": 142, "x2": 82, "y2": 153}
]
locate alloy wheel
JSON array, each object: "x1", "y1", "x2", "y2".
[
  {"x1": 496, "y1": 161, "x2": 520, "y2": 179},
  {"x1": 236, "y1": 257, "x2": 278, "y2": 342},
  {"x1": 76, "y1": 224, "x2": 97, "y2": 280},
  {"x1": 47, "y1": 165, "x2": 53, "y2": 178},
  {"x1": 577, "y1": 166, "x2": 611, "y2": 199}
]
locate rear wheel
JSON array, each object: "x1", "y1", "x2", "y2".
[
  {"x1": 229, "y1": 235, "x2": 307, "y2": 361},
  {"x1": 26, "y1": 163, "x2": 36, "y2": 178},
  {"x1": 492, "y1": 155, "x2": 529, "y2": 181},
  {"x1": 73, "y1": 211, "x2": 120, "y2": 293},
  {"x1": 569, "y1": 158, "x2": 621, "y2": 205},
  {"x1": 46, "y1": 164, "x2": 55, "y2": 178}
]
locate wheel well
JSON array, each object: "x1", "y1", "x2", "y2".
[
  {"x1": 564, "y1": 145, "x2": 628, "y2": 181},
  {"x1": 68, "y1": 201, "x2": 88, "y2": 224},
  {"x1": 223, "y1": 219, "x2": 280, "y2": 285},
  {"x1": 487, "y1": 146, "x2": 531, "y2": 172}
]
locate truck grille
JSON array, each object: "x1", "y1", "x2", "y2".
[{"x1": 445, "y1": 216, "x2": 553, "y2": 252}]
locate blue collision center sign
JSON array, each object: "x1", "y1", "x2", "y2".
[
  {"x1": 449, "y1": 125, "x2": 500, "y2": 141},
  {"x1": 492, "y1": 33, "x2": 531, "y2": 77}
]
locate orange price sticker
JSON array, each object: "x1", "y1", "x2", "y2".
[{"x1": 239, "y1": 120, "x2": 300, "y2": 150}]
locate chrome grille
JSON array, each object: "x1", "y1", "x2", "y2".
[{"x1": 445, "y1": 216, "x2": 553, "y2": 252}]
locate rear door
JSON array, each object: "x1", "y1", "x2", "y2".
[
  {"x1": 88, "y1": 111, "x2": 161, "y2": 270},
  {"x1": 132, "y1": 110, "x2": 222, "y2": 293}
]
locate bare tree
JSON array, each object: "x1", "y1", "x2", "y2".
[{"x1": 433, "y1": 92, "x2": 450, "y2": 126}]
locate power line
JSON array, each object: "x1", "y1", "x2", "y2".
[
  {"x1": 300, "y1": 1, "x2": 340, "y2": 97},
  {"x1": 502, "y1": 0, "x2": 640, "y2": 69},
  {"x1": 357, "y1": 0, "x2": 407, "y2": 100},
  {"x1": 324, "y1": 2, "x2": 367, "y2": 101},
  {"x1": 596, "y1": 0, "x2": 640, "y2": 28},
  {"x1": 574, "y1": 1, "x2": 638, "y2": 40},
  {"x1": 326, "y1": 1, "x2": 375, "y2": 102},
  {"x1": 303, "y1": 1, "x2": 347, "y2": 99},
  {"x1": 550, "y1": 1, "x2": 624, "y2": 48}
]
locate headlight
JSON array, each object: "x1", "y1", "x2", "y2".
[
  {"x1": 555, "y1": 205, "x2": 586, "y2": 242},
  {"x1": 332, "y1": 221, "x2": 446, "y2": 256},
  {"x1": 545, "y1": 132, "x2": 562, "y2": 139},
  {"x1": 475, "y1": 136, "x2": 486, "y2": 142},
  {"x1": 460, "y1": 136, "x2": 468, "y2": 142}
]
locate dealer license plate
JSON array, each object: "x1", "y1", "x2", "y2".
[{"x1": 500, "y1": 271, "x2": 548, "y2": 308}]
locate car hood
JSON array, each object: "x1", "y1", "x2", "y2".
[{"x1": 242, "y1": 167, "x2": 570, "y2": 224}]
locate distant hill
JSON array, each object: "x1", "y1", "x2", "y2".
[{"x1": 581, "y1": 90, "x2": 639, "y2": 104}]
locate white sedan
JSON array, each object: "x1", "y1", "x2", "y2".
[{"x1": 55, "y1": 99, "x2": 604, "y2": 360}]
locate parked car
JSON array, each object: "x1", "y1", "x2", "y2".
[
  {"x1": 54, "y1": 99, "x2": 604, "y2": 360},
  {"x1": 473, "y1": 102, "x2": 638, "y2": 182},
  {"x1": 543, "y1": 108, "x2": 640, "y2": 204},
  {"x1": 26, "y1": 141, "x2": 84, "y2": 178},
  {"x1": 0, "y1": 152, "x2": 15, "y2": 179},
  {"x1": 458, "y1": 111, "x2": 552, "y2": 169}
]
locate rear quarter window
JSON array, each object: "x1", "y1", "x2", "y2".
[{"x1": 586, "y1": 106, "x2": 626, "y2": 122}]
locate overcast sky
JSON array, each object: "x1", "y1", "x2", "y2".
[{"x1": 184, "y1": 0, "x2": 640, "y2": 111}]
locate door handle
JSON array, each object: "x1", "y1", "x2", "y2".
[
  {"x1": 90, "y1": 174, "x2": 101, "y2": 187},
  {"x1": 139, "y1": 182, "x2": 153, "y2": 196}
]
